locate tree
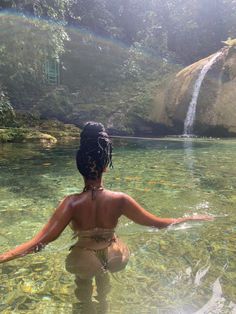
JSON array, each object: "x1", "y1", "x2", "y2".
[
  {"x1": 0, "y1": 88, "x2": 15, "y2": 127},
  {"x1": 0, "y1": 12, "x2": 69, "y2": 109},
  {"x1": 166, "y1": 0, "x2": 234, "y2": 63},
  {"x1": 0, "y1": 0, "x2": 75, "y2": 21},
  {"x1": 0, "y1": 0, "x2": 75, "y2": 110}
]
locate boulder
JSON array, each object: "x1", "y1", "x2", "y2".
[{"x1": 154, "y1": 46, "x2": 236, "y2": 136}]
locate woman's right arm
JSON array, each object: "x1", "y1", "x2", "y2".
[
  {"x1": 0, "y1": 195, "x2": 74, "y2": 264},
  {"x1": 121, "y1": 194, "x2": 213, "y2": 228}
]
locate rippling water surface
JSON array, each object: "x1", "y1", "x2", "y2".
[{"x1": 0, "y1": 137, "x2": 236, "y2": 313}]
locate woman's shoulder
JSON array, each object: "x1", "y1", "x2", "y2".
[
  {"x1": 61, "y1": 192, "x2": 85, "y2": 206},
  {"x1": 62, "y1": 190, "x2": 131, "y2": 207},
  {"x1": 105, "y1": 191, "x2": 138, "y2": 208},
  {"x1": 103, "y1": 190, "x2": 133, "y2": 205},
  {"x1": 103, "y1": 189, "x2": 126, "y2": 198}
]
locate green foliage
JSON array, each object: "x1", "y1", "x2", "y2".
[
  {"x1": 121, "y1": 44, "x2": 145, "y2": 80},
  {"x1": 0, "y1": 90, "x2": 15, "y2": 126},
  {"x1": 68, "y1": 0, "x2": 236, "y2": 64},
  {"x1": 0, "y1": 128, "x2": 26, "y2": 142},
  {"x1": 0, "y1": 120, "x2": 80, "y2": 143},
  {"x1": 1, "y1": 0, "x2": 236, "y2": 135},
  {"x1": 38, "y1": 87, "x2": 75, "y2": 120},
  {"x1": 1, "y1": 0, "x2": 236, "y2": 70},
  {"x1": 0, "y1": 13, "x2": 69, "y2": 109},
  {"x1": 0, "y1": 0, "x2": 75, "y2": 21}
]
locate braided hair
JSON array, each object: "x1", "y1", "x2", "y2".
[{"x1": 76, "y1": 122, "x2": 113, "y2": 180}]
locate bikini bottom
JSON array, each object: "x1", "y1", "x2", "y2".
[{"x1": 65, "y1": 237, "x2": 130, "y2": 279}]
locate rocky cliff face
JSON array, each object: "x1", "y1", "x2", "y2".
[{"x1": 153, "y1": 46, "x2": 236, "y2": 136}]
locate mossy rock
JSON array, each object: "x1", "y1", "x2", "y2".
[
  {"x1": 39, "y1": 119, "x2": 81, "y2": 140},
  {"x1": 0, "y1": 128, "x2": 57, "y2": 144},
  {"x1": 24, "y1": 131, "x2": 57, "y2": 143},
  {"x1": 3, "y1": 112, "x2": 81, "y2": 142}
]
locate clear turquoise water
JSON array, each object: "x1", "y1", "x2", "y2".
[{"x1": 0, "y1": 137, "x2": 236, "y2": 313}]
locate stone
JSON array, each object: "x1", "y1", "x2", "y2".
[{"x1": 158, "y1": 46, "x2": 236, "y2": 136}]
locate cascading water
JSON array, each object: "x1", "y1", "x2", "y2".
[{"x1": 183, "y1": 51, "x2": 223, "y2": 136}]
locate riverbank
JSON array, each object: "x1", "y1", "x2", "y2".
[{"x1": 0, "y1": 119, "x2": 81, "y2": 144}]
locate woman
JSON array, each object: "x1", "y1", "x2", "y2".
[{"x1": 0, "y1": 122, "x2": 213, "y2": 301}]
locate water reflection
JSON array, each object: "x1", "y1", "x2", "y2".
[{"x1": 183, "y1": 138, "x2": 195, "y2": 173}]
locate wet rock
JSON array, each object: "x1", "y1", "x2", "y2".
[{"x1": 159, "y1": 46, "x2": 236, "y2": 136}]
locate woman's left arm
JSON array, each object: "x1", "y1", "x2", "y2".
[{"x1": 0, "y1": 196, "x2": 74, "y2": 263}]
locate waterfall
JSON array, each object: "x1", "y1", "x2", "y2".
[{"x1": 183, "y1": 51, "x2": 223, "y2": 136}]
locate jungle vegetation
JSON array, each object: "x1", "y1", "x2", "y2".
[{"x1": 0, "y1": 0, "x2": 236, "y2": 134}]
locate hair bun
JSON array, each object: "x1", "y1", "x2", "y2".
[
  {"x1": 76, "y1": 121, "x2": 113, "y2": 179},
  {"x1": 81, "y1": 121, "x2": 107, "y2": 139}
]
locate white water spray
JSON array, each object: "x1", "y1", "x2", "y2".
[{"x1": 183, "y1": 51, "x2": 223, "y2": 136}]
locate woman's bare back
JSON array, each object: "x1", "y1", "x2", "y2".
[{"x1": 69, "y1": 189, "x2": 124, "y2": 231}]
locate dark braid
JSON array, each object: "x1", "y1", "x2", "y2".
[{"x1": 76, "y1": 122, "x2": 112, "y2": 179}]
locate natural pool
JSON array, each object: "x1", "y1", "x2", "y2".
[{"x1": 0, "y1": 137, "x2": 236, "y2": 314}]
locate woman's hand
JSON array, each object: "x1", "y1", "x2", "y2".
[
  {"x1": 175, "y1": 214, "x2": 214, "y2": 224},
  {"x1": 188, "y1": 214, "x2": 214, "y2": 221},
  {"x1": 162, "y1": 214, "x2": 214, "y2": 227}
]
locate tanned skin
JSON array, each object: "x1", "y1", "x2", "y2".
[{"x1": 0, "y1": 176, "x2": 213, "y2": 263}]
